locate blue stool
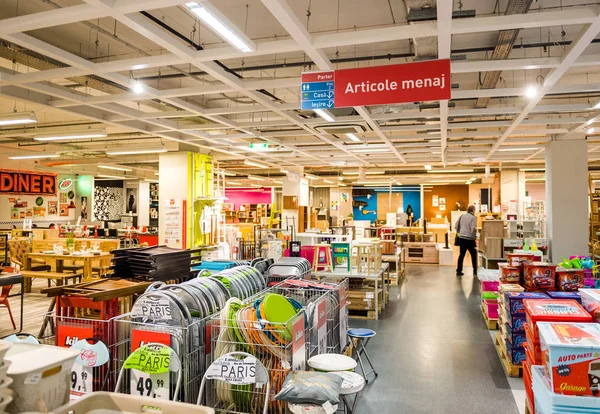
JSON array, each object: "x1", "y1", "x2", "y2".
[{"x1": 347, "y1": 328, "x2": 378, "y2": 383}]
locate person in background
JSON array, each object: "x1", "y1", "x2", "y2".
[
  {"x1": 455, "y1": 204, "x2": 477, "y2": 276},
  {"x1": 48, "y1": 223, "x2": 55, "y2": 229}
]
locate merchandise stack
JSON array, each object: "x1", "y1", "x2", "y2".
[
  {"x1": 499, "y1": 292, "x2": 547, "y2": 367},
  {"x1": 532, "y1": 322, "x2": 600, "y2": 413},
  {"x1": 522, "y1": 299, "x2": 592, "y2": 412},
  {"x1": 110, "y1": 246, "x2": 194, "y2": 282},
  {"x1": 481, "y1": 275, "x2": 499, "y2": 328},
  {"x1": 579, "y1": 289, "x2": 600, "y2": 323}
]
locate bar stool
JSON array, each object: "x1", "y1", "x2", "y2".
[
  {"x1": 348, "y1": 328, "x2": 378, "y2": 383},
  {"x1": 331, "y1": 242, "x2": 351, "y2": 271},
  {"x1": 353, "y1": 243, "x2": 373, "y2": 274},
  {"x1": 332, "y1": 371, "x2": 365, "y2": 414},
  {"x1": 312, "y1": 244, "x2": 333, "y2": 273}
]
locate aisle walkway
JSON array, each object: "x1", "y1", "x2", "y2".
[{"x1": 352, "y1": 265, "x2": 520, "y2": 413}]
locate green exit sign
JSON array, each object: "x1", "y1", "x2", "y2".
[{"x1": 250, "y1": 143, "x2": 268, "y2": 150}]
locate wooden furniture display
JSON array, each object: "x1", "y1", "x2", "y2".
[
  {"x1": 0, "y1": 270, "x2": 23, "y2": 333},
  {"x1": 312, "y1": 244, "x2": 333, "y2": 272},
  {"x1": 8, "y1": 239, "x2": 51, "y2": 272},
  {"x1": 283, "y1": 195, "x2": 298, "y2": 209},
  {"x1": 403, "y1": 242, "x2": 439, "y2": 264},
  {"x1": 480, "y1": 220, "x2": 505, "y2": 256},
  {"x1": 20, "y1": 270, "x2": 83, "y2": 293},
  {"x1": 32, "y1": 238, "x2": 119, "y2": 253},
  {"x1": 382, "y1": 246, "x2": 406, "y2": 286},
  {"x1": 26, "y1": 252, "x2": 111, "y2": 286}
]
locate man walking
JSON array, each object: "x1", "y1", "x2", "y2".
[{"x1": 456, "y1": 205, "x2": 477, "y2": 276}]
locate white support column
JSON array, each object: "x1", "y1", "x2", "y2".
[{"x1": 546, "y1": 137, "x2": 589, "y2": 261}]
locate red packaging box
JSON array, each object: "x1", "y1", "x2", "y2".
[
  {"x1": 524, "y1": 299, "x2": 592, "y2": 343},
  {"x1": 523, "y1": 262, "x2": 557, "y2": 290},
  {"x1": 525, "y1": 340, "x2": 541, "y2": 366},
  {"x1": 506, "y1": 253, "x2": 536, "y2": 268},
  {"x1": 525, "y1": 323, "x2": 541, "y2": 363},
  {"x1": 556, "y1": 268, "x2": 585, "y2": 292},
  {"x1": 539, "y1": 322, "x2": 600, "y2": 397},
  {"x1": 523, "y1": 358, "x2": 535, "y2": 410},
  {"x1": 499, "y1": 263, "x2": 521, "y2": 284}
]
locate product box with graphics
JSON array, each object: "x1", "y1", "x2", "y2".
[
  {"x1": 505, "y1": 323, "x2": 527, "y2": 348},
  {"x1": 505, "y1": 338, "x2": 526, "y2": 365},
  {"x1": 524, "y1": 299, "x2": 592, "y2": 343},
  {"x1": 505, "y1": 291, "x2": 548, "y2": 315},
  {"x1": 579, "y1": 289, "x2": 600, "y2": 322},
  {"x1": 523, "y1": 262, "x2": 557, "y2": 291},
  {"x1": 555, "y1": 268, "x2": 585, "y2": 292},
  {"x1": 525, "y1": 323, "x2": 542, "y2": 363},
  {"x1": 539, "y1": 322, "x2": 600, "y2": 396},
  {"x1": 546, "y1": 291, "x2": 582, "y2": 304}
]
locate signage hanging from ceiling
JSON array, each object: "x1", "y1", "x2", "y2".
[
  {"x1": 0, "y1": 169, "x2": 57, "y2": 196},
  {"x1": 301, "y1": 59, "x2": 451, "y2": 109}
]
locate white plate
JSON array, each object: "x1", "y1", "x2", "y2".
[
  {"x1": 0, "y1": 376, "x2": 12, "y2": 392},
  {"x1": 289, "y1": 402, "x2": 338, "y2": 414},
  {"x1": 42, "y1": 250, "x2": 56, "y2": 254},
  {"x1": 307, "y1": 354, "x2": 357, "y2": 372},
  {"x1": 0, "y1": 361, "x2": 11, "y2": 381}
]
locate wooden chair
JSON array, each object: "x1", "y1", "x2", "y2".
[
  {"x1": 0, "y1": 284, "x2": 16, "y2": 329},
  {"x1": 8, "y1": 239, "x2": 50, "y2": 272}
]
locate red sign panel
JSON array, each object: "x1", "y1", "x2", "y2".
[
  {"x1": 333, "y1": 59, "x2": 451, "y2": 108},
  {"x1": 131, "y1": 330, "x2": 171, "y2": 351},
  {"x1": 301, "y1": 71, "x2": 334, "y2": 83},
  {"x1": 57, "y1": 325, "x2": 94, "y2": 348},
  {"x1": 0, "y1": 169, "x2": 57, "y2": 196}
]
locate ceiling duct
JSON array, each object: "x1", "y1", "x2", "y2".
[
  {"x1": 475, "y1": 0, "x2": 534, "y2": 108},
  {"x1": 407, "y1": 8, "x2": 475, "y2": 22},
  {"x1": 370, "y1": 103, "x2": 419, "y2": 115}
]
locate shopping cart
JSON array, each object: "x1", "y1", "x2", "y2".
[{"x1": 198, "y1": 351, "x2": 270, "y2": 414}]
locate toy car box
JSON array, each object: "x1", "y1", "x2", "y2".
[
  {"x1": 555, "y1": 268, "x2": 585, "y2": 292},
  {"x1": 524, "y1": 299, "x2": 592, "y2": 343},
  {"x1": 523, "y1": 262, "x2": 557, "y2": 291}
]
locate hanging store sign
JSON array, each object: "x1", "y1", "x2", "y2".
[
  {"x1": 0, "y1": 169, "x2": 57, "y2": 196},
  {"x1": 301, "y1": 59, "x2": 451, "y2": 109}
]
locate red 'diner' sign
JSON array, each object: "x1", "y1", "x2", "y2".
[{"x1": 333, "y1": 59, "x2": 451, "y2": 108}]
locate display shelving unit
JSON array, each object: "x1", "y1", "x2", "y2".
[{"x1": 149, "y1": 182, "x2": 159, "y2": 229}]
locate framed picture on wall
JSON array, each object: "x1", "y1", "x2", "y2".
[
  {"x1": 10, "y1": 208, "x2": 18, "y2": 220},
  {"x1": 432, "y1": 195, "x2": 439, "y2": 207},
  {"x1": 59, "y1": 204, "x2": 69, "y2": 217},
  {"x1": 48, "y1": 201, "x2": 57, "y2": 215},
  {"x1": 439, "y1": 205, "x2": 446, "y2": 211},
  {"x1": 439, "y1": 197, "x2": 446, "y2": 205},
  {"x1": 125, "y1": 187, "x2": 138, "y2": 215}
]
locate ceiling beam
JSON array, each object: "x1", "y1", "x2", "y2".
[
  {"x1": 487, "y1": 17, "x2": 600, "y2": 158},
  {"x1": 437, "y1": 0, "x2": 453, "y2": 164}
]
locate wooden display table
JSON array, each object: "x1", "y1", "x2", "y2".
[
  {"x1": 403, "y1": 242, "x2": 439, "y2": 264},
  {"x1": 32, "y1": 238, "x2": 119, "y2": 253},
  {"x1": 382, "y1": 246, "x2": 406, "y2": 285},
  {"x1": 25, "y1": 251, "x2": 111, "y2": 291}
]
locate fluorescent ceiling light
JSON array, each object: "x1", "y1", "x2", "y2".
[
  {"x1": 250, "y1": 184, "x2": 263, "y2": 187},
  {"x1": 590, "y1": 128, "x2": 596, "y2": 134},
  {"x1": 272, "y1": 180, "x2": 283, "y2": 184},
  {"x1": 227, "y1": 181, "x2": 242, "y2": 185},
  {"x1": 305, "y1": 174, "x2": 319, "y2": 180},
  {"x1": 185, "y1": 2, "x2": 255, "y2": 53},
  {"x1": 280, "y1": 169, "x2": 289, "y2": 174},
  {"x1": 154, "y1": 172, "x2": 160, "y2": 176},
  {"x1": 346, "y1": 133, "x2": 361, "y2": 142},
  {"x1": 351, "y1": 148, "x2": 389, "y2": 153},
  {"x1": 314, "y1": 109, "x2": 335, "y2": 122},
  {"x1": 338, "y1": 176, "x2": 344, "y2": 181},
  {"x1": 34, "y1": 128, "x2": 107, "y2": 141},
  {"x1": 8, "y1": 153, "x2": 59, "y2": 160},
  {"x1": 243, "y1": 159, "x2": 269, "y2": 168},
  {"x1": 594, "y1": 102, "x2": 600, "y2": 109},
  {"x1": 98, "y1": 165, "x2": 132, "y2": 172},
  {"x1": 248, "y1": 175, "x2": 265, "y2": 181},
  {"x1": 106, "y1": 147, "x2": 167, "y2": 155},
  {"x1": 430, "y1": 179, "x2": 470, "y2": 183},
  {"x1": 220, "y1": 171, "x2": 236, "y2": 176},
  {"x1": 427, "y1": 169, "x2": 473, "y2": 173},
  {"x1": 424, "y1": 164, "x2": 432, "y2": 170},
  {"x1": 520, "y1": 168, "x2": 545, "y2": 172},
  {"x1": 497, "y1": 147, "x2": 538, "y2": 152},
  {"x1": 342, "y1": 171, "x2": 384, "y2": 175},
  {"x1": 0, "y1": 111, "x2": 37, "y2": 126},
  {"x1": 97, "y1": 174, "x2": 128, "y2": 180},
  {"x1": 324, "y1": 179, "x2": 334, "y2": 184}
]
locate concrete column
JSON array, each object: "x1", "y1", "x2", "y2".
[
  {"x1": 546, "y1": 137, "x2": 588, "y2": 261},
  {"x1": 282, "y1": 168, "x2": 306, "y2": 232},
  {"x1": 500, "y1": 169, "x2": 526, "y2": 216},
  {"x1": 159, "y1": 152, "x2": 190, "y2": 249}
]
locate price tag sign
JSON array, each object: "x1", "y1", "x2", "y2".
[
  {"x1": 339, "y1": 287, "x2": 348, "y2": 351},
  {"x1": 124, "y1": 344, "x2": 177, "y2": 401},
  {"x1": 292, "y1": 313, "x2": 306, "y2": 371},
  {"x1": 70, "y1": 363, "x2": 92, "y2": 400},
  {"x1": 206, "y1": 355, "x2": 265, "y2": 385},
  {"x1": 131, "y1": 370, "x2": 170, "y2": 400},
  {"x1": 317, "y1": 297, "x2": 328, "y2": 354}
]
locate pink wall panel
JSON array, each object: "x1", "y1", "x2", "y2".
[{"x1": 225, "y1": 189, "x2": 272, "y2": 209}]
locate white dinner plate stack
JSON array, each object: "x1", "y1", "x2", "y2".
[{"x1": 0, "y1": 341, "x2": 12, "y2": 414}]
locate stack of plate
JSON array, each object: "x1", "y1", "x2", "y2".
[
  {"x1": 208, "y1": 266, "x2": 266, "y2": 300},
  {"x1": 0, "y1": 341, "x2": 12, "y2": 414},
  {"x1": 266, "y1": 257, "x2": 312, "y2": 285},
  {"x1": 110, "y1": 246, "x2": 194, "y2": 282}
]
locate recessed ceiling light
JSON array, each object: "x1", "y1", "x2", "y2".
[
  {"x1": 525, "y1": 85, "x2": 538, "y2": 98},
  {"x1": 132, "y1": 81, "x2": 144, "y2": 94},
  {"x1": 424, "y1": 164, "x2": 432, "y2": 170}
]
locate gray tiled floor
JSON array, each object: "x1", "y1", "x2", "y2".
[{"x1": 351, "y1": 265, "x2": 520, "y2": 413}]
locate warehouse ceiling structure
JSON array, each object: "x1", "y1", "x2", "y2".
[{"x1": 0, "y1": 0, "x2": 599, "y2": 187}]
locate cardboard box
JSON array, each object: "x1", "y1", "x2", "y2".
[
  {"x1": 539, "y1": 322, "x2": 600, "y2": 397},
  {"x1": 505, "y1": 292, "x2": 548, "y2": 315},
  {"x1": 524, "y1": 299, "x2": 592, "y2": 343},
  {"x1": 579, "y1": 289, "x2": 600, "y2": 322}
]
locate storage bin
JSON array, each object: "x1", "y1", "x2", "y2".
[
  {"x1": 481, "y1": 280, "x2": 499, "y2": 292},
  {"x1": 5, "y1": 343, "x2": 79, "y2": 413},
  {"x1": 483, "y1": 299, "x2": 498, "y2": 319},
  {"x1": 51, "y1": 392, "x2": 215, "y2": 414}
]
